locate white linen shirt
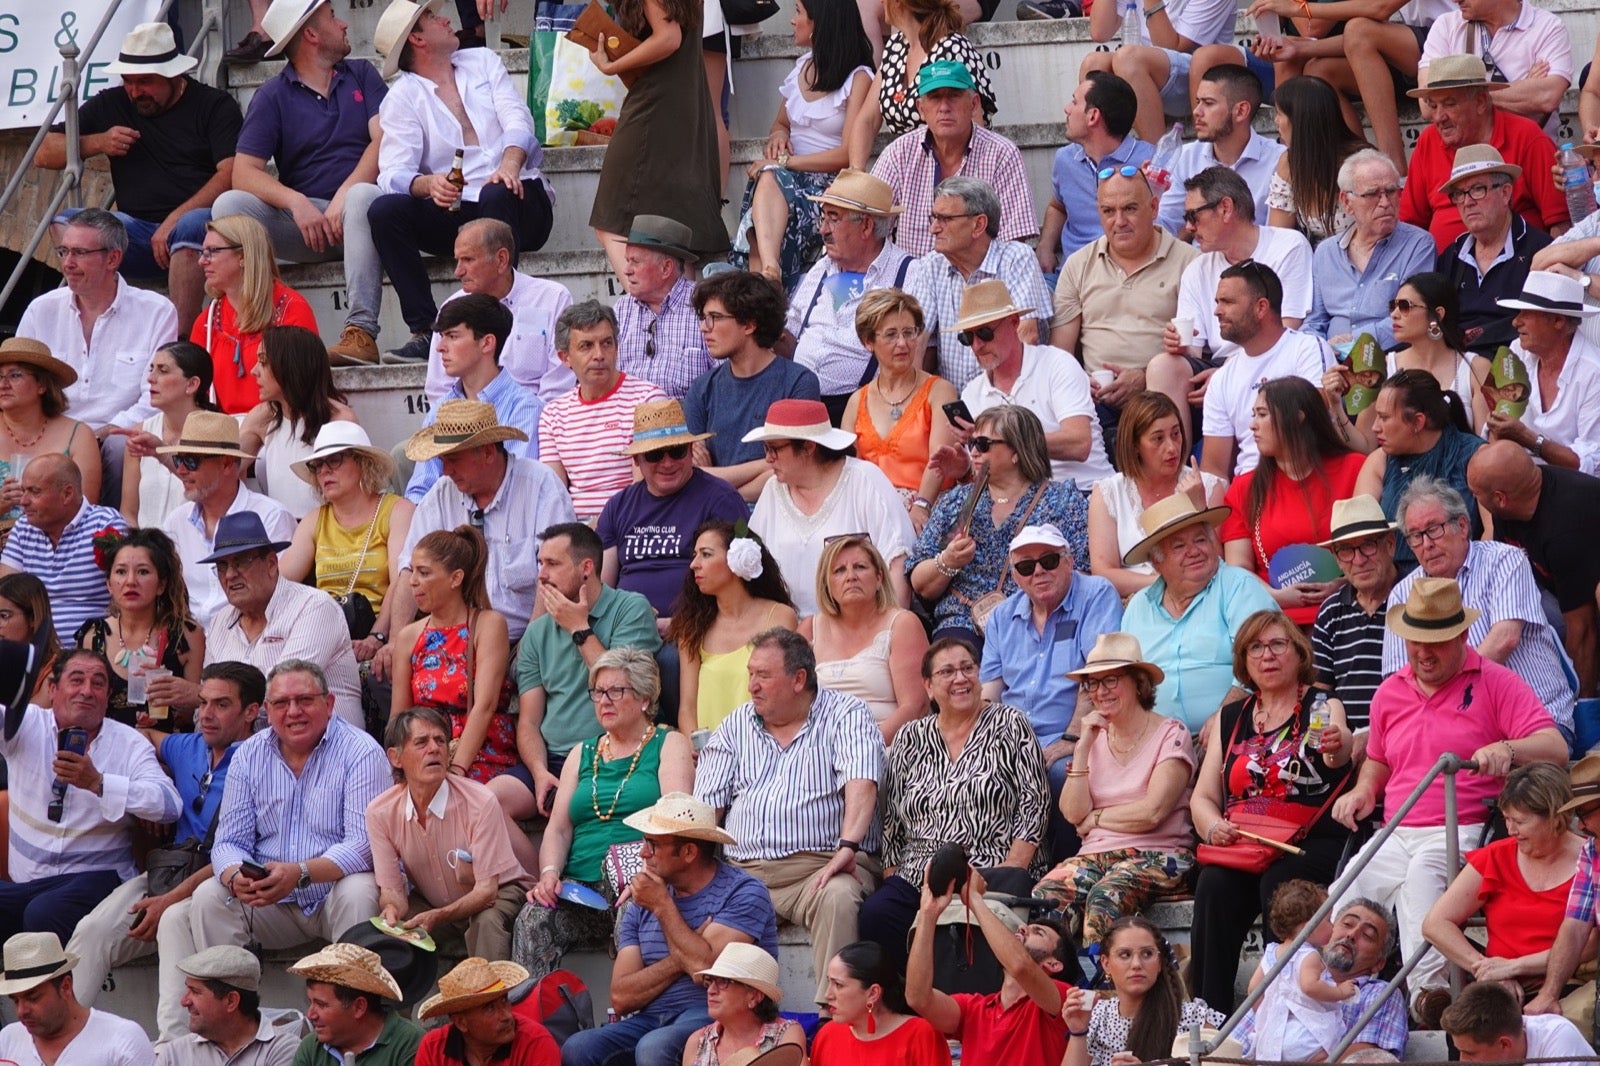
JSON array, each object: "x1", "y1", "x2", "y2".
[
  {"x1": 14, "y1": 276, "x2": 178, "y2": 428},
  {"x1": 161, "y1": 486, "x2": 298, "y2": 627},
  {"x1": 1508, "y1": 334, "x2": 1600, "y2": 476},
  {"x1": 424, "y1": 272, "x2": 575, "y2": 403},
  {"x1": 961, "y1": 343, "x2": 1115, "y2": 486},
  {"x1": 377, "y1": 48, "x2": 549, "y2": 201}
]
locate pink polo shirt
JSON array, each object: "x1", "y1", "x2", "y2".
[
  {"x1": 1366, "y1": 647, "x2": 1555, "y2": 826},
  {"x1": 367, "y1": 776, "x2": 529, "y2": 907}
]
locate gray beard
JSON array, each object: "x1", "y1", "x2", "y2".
[{"x1": 1324, "y1": 941, "x2": 1356, "y2": 974}]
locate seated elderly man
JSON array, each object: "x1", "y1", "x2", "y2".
[
  {"x1": 560, "y1": 793, "x2": 778, "y2": 1066},
  {"x1": 368, "y1": 707, "x2": 530, "y2": 960},
  {"x1": 1382, "y1": 476, "x2": 1577, "y2": 746},
  {"x1": 416, "y1": 957, "x2": 558, "y2": 1065},
  {"x1": 285, "y1": 942, "x2": 422, "y2": 1063},
  {"x1": 779, "y1": 170, "x2": 913, "y2": 419},
  {"x1": 1335, "y1": 577, "x2": 1566, "y2": 1021},
  {"x1": 1442, "y1": 982, "x2": 1591, "y2": 1066},
  {"x1": 980, "y1": 523, "x2": 1123, "y2": 864},
  {"x1": 906, "y1": 175, "x2": 1053, "y2": 390},
  {"x1": 1303, "y1": 150, "x2": 1436, "y2": 352},
  {"x1": 613, "y1": 216, "x2": 712, "y2": 400},
  {"x1": 166, "y1": 945, "x2": 302, "y2": 1066},
  {"x1": 696, "y1": 628, "x2": 885, "y2": 1009},
  {"x1": 0, "y1": 452, "x2": 127, "y2": 643},
  {"x1": 1312, "y1": 496, "x2": 1401, "y2": 738},
  {"x1": 1120, "y1": 495, "x2": 1279, "y2": 733}
]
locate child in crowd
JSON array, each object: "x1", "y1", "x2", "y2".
[{"x1": 1247, "y1": 880, "x2": 1356, "y2": 1062}]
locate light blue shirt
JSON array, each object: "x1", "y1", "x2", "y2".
[
  {"x1": 978, "y1": 572, "x2": 1124, "y2": 740},
  {"x1": 1121, "y1": 563, "x2": 1280, "y2": 732},
  {"x1": 1303, "y1": 222, "x2": 1437, "y2": 349},
  {"x1": 1050, "y1": 132, "x2": 1154, "y2": 261},
  {"x1": 1157, "y1": 130, "x2": 1285, "y2": 235},
  {"x1": 404, "y1": 369, "x2": 544, "y2": 502}
]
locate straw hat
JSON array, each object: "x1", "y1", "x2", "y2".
[
  {"x1": 954, "y1": 279, "x2": 1026, "y2": 331},
  {"x1": 262, "y1": 0, "x2": 326, "y2": 57},
  {"x1": 1172, "y1": 1029, "x2": 1247, "y2": 1062},
  {"x1": 287, "y1": 942, "x2": 403, "y2": 1002},
  {"x1": 1436, "y1": 144, "x2": 1522, "y2": 195},
  {"x1": 1121, "y1": 493, "x2": 1231, "y2": 567},
  {"x1": 622, "y1": 791, "x2": 737, "y2": 844},
  {"x1": 0, "y1": 934, "x2": 78, "y2": 996},
  {"x1": 806, "y1": 169, "x2": 902, "y2": 217},
  {"x1": 618, "y1": 215, "x2": 700, "y2": 263},
  {"x1": 1385, "y1": 577, "x2": 1480, "y2": 642},
  {"x1": 1318, "y1": 495, "x2": 1396, "y2": 548},
  {"x1": 105, "y1": 23, "x2": 199, "y2": 78},
  {"x1": 291, "y1": 422, "x2": 397, "y2": 486},
  {"x1": 1496, "y1": 271, "x2": 1600, "y2": 318},
  {"x1": 154, "y1": 410, "x2": 254, "y2": 460},
  {"x1": 1559, "y1": 754, "x2": 1600, "y2": 813},
  {"x1": 696, "y1": 942, "x2": 783, "y2": 1003},
  {"x1": 740, "y1": 398, "x2": 857, "y2": 450},
  {"x1": 0, "y1": 338, "x2": 78, "y2": 390},
  {"x1": 1066, "y1": 632, "x2": 1165, "y2": 685},
  {"x1": 417, "y1": 957, "x2": 530, "y2": 1020},
  {"x1": 621, "y1": 399, "x2": 714, "y2": 456},
  {"x1": 403, "y1": 399, "x2": 528, "y2": 462},
  {"x1": 374, "y1": 0, "x2": 445, "y2": 78},
  {"x1": 1407, "y1": 54, "x2": 1509, "y2": 97}
]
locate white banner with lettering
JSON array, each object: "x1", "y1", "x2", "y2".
[{"x1": 0, "y1": 0, "x2": 167, "y2": 130}]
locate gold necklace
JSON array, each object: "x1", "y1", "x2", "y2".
[{"x1": 591, "y1": 724, "x2": 656, "y2": 822}]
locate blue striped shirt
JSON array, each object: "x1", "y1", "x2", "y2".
[
  {"x1": 696, "y1": 688, "x2": 886, "y2": 861},
  {"x1": 0, "y1": 499, "x2": 127, "y2": 643},
  {"x1": 210, "y1": 715, "x2": 390, "y2": 914}
]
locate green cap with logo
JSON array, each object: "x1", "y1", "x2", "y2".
[{"x1": 916, "y1": 59, "x2": 976, "y2": 95}]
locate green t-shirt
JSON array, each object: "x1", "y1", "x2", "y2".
[
  {"x1": 565, "y1": 726, "x2": 667, "y2": 883},
  {"x1": 292, "y1": 1012, "x2": 422, "y2": 1066}
]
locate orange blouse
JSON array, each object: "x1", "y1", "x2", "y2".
[{"x1": 853, "y1": 376, "x2": 936, "y2": 493}]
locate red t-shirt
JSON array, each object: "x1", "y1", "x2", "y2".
[
  {"x1": 414, "y1": 1014, "x2": 559, "y2": 1066},
  {"x1": 1219, "y1": 451, "x2": 1365, "y2": 625},
  {"x1": 811, "y1": 1016, "x2": 953, "y2": 1066},
  {"x1": 190, "y1": 280, "x2": 318, "y2": 414},
  {"x1": 1399, "y1": 109, "x2": 1568, "y2": 251},
  {"x1": 1467, "y1": 834, "x2": 1574, "y2": 962},
  {"x1": 952, "y1": 980, "x2": 1072, "y2": 1065}
]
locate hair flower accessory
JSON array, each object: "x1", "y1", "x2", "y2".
[
  {"x1": 726, "y1": 538, "x2": 764, "y2": 581},
  {"x1": 92, "y1": 526, "x2": 125, "y2": 572}
]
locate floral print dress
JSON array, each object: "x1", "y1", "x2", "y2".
[{"x1": 409, "y1": 621, "x2": 520, "y2": 783}]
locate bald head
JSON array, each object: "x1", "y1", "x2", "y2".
[
  {"x1": 1466, "y1": 440, "x2": 1540, "y2": 519},
  {"x1": 18, "y1": 453, "x2": 83, "y2": 536},
  {"x1": 27, "y1": 453, "x2": 81, "y2": 492}
]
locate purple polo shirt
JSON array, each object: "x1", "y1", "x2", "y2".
[{"x1": 236, "y1": 59, "x2": 385, "y2": 201}]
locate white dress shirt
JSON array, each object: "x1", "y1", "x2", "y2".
[
  {"x1": 424, "y1": 272, "x2": 575, "y2": 403},
  {"x1": 161, "y1": 486, "x2": 298, "y2": 626}
]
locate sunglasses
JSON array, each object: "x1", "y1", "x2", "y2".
[
  {"x1": 1097, "y1": 164, "x2": 1142, "y2": 181},
  {"x1": 1182, "y1": 200, "x2": 1222, "y2": 227},
  {"x1": 824, "y1": 531, "x2": 871, "y2": 545},
  {"x1": 468, "y1": 507, "x2": 486, "y2": 530},
  {"x1": 1388, "y1": 298, "x2": 1423, "y2": 314},
  {"x1": 966, "y1": 435, "x2": 1007, "y2": 453},
  {"x1": 1012, "y1": 552, "x2": 1063, "y2": 577},
  {"x1": 640, "y1": 443, "x2": 690, "y2": 463},
  {"x1": 305, "y1": 452, "x2": 350, "y2": 475},
  {"x1": 170, "y1": 454, "x2": 206, "y2": 472},
  {"x1": 957, "y1": 325, "x2": 997, "y2": 347},
  {"x1": 192, "y1": 767, "x2": 214, "y2": 815}
]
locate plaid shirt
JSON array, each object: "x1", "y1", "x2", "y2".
[
  {"x1": 615, "y1": 276, "x2": 712, "y2": 400},
  {"x1": 871, "y1": 124, "x2": 1038, "y2": 257},
  {"x1": 1568, "y1": 837, "x2": 1599, "y2": 922},
  {"x1": 1235, "y1": 970, "x2": 1407, "y2": 1057},
  {"x1": 905, "y1": 238, "x2": 1054, "y2": 388}
]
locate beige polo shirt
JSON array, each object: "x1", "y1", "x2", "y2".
[{"x1": 1052, "y1": 228, "x2": 1198, "y2": 373}]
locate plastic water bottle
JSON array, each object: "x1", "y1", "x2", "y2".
[
  {"x1": 1307, "y1": 691, "x2": 1330, "y2": 751},
  {"x1": 1560, "y1": 142, "x2": 1596, "y2": 224},
  {"x1": 1121, "y1": 0, "x2": 1141, "y2": 47},
  {"x1": 1146, "y1": 122, "x2": 1184, "y2": 192}
]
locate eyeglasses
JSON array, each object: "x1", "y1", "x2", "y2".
[
  {"x1": 638, "y1": 837, "x2": 683, "y2": 855},
  {"x1": 640, "y1": 443, "x2": 690, "y2": 463},
  {"x1": 698, "y1": 311, "x2": 735, "y2": 328},
  {"x1": 928, "y1": 210, "x2": 977, "y2": 225},
  {"x1": 305, "y1": 452, "x2": 350, "y2": 475},
  {"x1": 761, "y1": 442, "x2": 794, "y2": 458},
  {"x1": 1012, "y1": 552, "x2": 1063, "y2": 577},
  {"x1": 1446, "y1": 181, "x2": 1507, "y2": 205},
  {"x1": 957, "y1": 325, "x2": 997, "y2": 347},
  {"x1": 467, "y1": 507, "x2": 485, "y2": 530},
  {"x1": 198, "y1": 243, "x2": 242, "y2": 261},
  {"x1": 170, "y1": 454, "x2": 206, "y2": 472},
  {"x1": 1182, "y1": 200, "x2": 1222, "y2": 227},
  {"x1": 1388, "y1": 298, "x2": 1423, "y2": 314},
  {"x1": 874, "y1": 328, "x2": 920, "y2": 344},
  {"x1": 1245, "y1": 637, "x2": 1292, "y2": 659},
  {"x1": 0, "y1": 370, "x2": 33, "y2": 385},
  {"x1": 1404, "y1": 520, "x2": 1459, "y2": 547},
  {"x1": 1097, "y1": 164, "x2": 1142, "y2": 181},
  {"x1": 1351, "y1": 185, "x2": 1402, "y2": 202},
  {"x1": 644, "y1": 316, "x2": 656, "y2": 360},
  {"x1": 265, "y1": 693, "x2": 325, "y2": 712},
  {"x1": 1081, "y1": 673, "x2": 1126, "y2": 692},
  {"x1": 704, "y1": 976, "x2": 744, "y2": 991},
  {"x1": 213, "y1": 551, "x2": 268, "y2": 575},
  {"x1": 588, "y1": 685, "x2": 635, "y2": 704},
  {"x1": 931, "y1": 662, "x2": 979, "y2": 681},
  {"x1": 966, "y1": 435, "x2": 1006, "y2": 453},
  {"x1": 54, "y1": 245, "x2": 110, "y2": 260},
  {"x1": 1332, "y1": 538, "x2": 1385, "y2": 562},
  {"x1": 191, "y1": 768, "x2": 215, "y2": 815}
]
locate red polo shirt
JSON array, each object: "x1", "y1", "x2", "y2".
[{"x1": 953, "y1": 980, "x2": 1072, "y2": 1063}]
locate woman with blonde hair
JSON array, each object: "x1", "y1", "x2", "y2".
[
  {"x1": 802, "y1": 533, "x2": 928, "y2": 743},
  {"x1": 189, "y1": 215, "x2": 317, "y2": 414}
]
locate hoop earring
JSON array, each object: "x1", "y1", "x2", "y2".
[{"x1": 1427, "y1": 321, "x2": 1442, "y2": 339}]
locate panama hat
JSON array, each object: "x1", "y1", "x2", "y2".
[
  {"x1": 740, "y1": 399, "x2": 857, "y2": 450},
  {"x1": 806, "y1": 169, "x2": 902, "y2": 217},
  {"x1": 623, "y1": 791, "x2": 736, "y2": 844},
  {"x1": 155, "y1": 410, "x2": 255, "y2": 460},
  {"x1": 1121, "y1": 493, "x2": 1231, "y2": 567},
  {"x1": 618, "y1": 215, "x2": 700, "y2": 263},
  {"x1": 1407, "y1": 54, "x2": 1509, "y2": 97},
  {"x1": 374, "y1": 0, "x2": 445, "y2": 79},
  {"x1": 1385, "y1": 577, "x2": 1480, "y2": 642},
  {"x1": 0, "y1": 933, "x2": 78, "y2": 996},
  {"x1": 105, "y1": 23, "x2": 198, "y2": 78},
  {"x1": 1559, "y1": 755, "x2": 1600, "y2": 813},
  {"x1": 417, "y1": 957, "x2": 530, "y2": 1020},
  {"x1": 1496, "y1": 271, "x2": 1600, "y2": 318},
  {"x1": 954, "y1": 279, "x2": 1026, "y2": 331},
  {"x1": 696, "y1": 942, "x2": 783, "y2": 1003},
  {"x1": 621, "y1": 399, "x2": 713, "y2": 456},
  {"x1": 262, "y1": 0, "x2": 326, "y2": 57},
  {"x1": 291, "y1": 422, "x2": 397, "y2": 486},
  {"x1": 1436, "y1": 144, "x2": 1522, "y2": 195},
  {"x1": 288, "y1": 943, "x2": 403, "y2": 1002},
  {"x1": 1066, "y1": 632, "x2": 1165, "y2": 685},
  {"x1": 1318, "y1": 495, "x2": 1397, "y2": 548},
  {"x1": 0, "y1": 338, "x2": 78, "y2": 390},
  {"x1": 403, "y1": 399, "x2": 528, "y2": 462},
  {"x1": 196, "y1": 512, "x2": 293, "y2": 563}
]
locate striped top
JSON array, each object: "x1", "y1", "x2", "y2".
[
  {"x1": 537, "y1": 374, "x2": 666, "y2": 518},
  {"x1": 0, "y1": 705, "x2": 180, "y2": 882},
  {"x1": 210, "y1": 715, "x2": 391, "y2": 914},
  {"x1": 696, "y1": 688, "x2": 886, "y2": 861},
  {"x1": 0, "y1": 499, "x2": 127, "y2": 644},
  {"x1": 1311, "y1": 584, "x2": 1386, "y2": 733}
]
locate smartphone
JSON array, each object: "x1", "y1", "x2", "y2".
[
  {"x1": 57, "y1": 727, "x2": 89, "y2": 756},
  {"x1": 240, "y1": 860, "x2": 270, "y2": 880},
  {"x1": 942, "y1": 400, "x2": 974, "y2": 428}
]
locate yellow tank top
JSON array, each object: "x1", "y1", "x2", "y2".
[
  {"x1": 313, "y1": 494, "x2": 398, "y2": 609},
  {"x1": 697, "y1": 643, "x2": 755, "y2": 731}
]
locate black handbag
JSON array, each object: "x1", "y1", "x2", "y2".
[
  {"x1": 720, "y1": 0, "x2": 779, "y2": 25},
  {"x1": 146, "y1": 839, "x2": 207, "y2": 897}
]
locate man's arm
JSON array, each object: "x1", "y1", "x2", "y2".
[
  {"x1": 1529, "y1": 916, "x2": 1594, "y2": 1012},
  {"x1": 607, "y1": 945, "x2": 683, "y2": 1016},
  {"x1": 515, "y1": 686, "x2": 560, "y2": 815},
  {"x1": 969, "y1": 869, "x2": 1063, "y2": 1014},
  {"x1": 35, "y1": 128, "x2": 139, "y2": 168},
  {"x1": 906, "y1": 885, "x2": 965, "y2": 1035},
  {"x1": 1043, "y1": 415, "x2": 1094, "y2": 463},
  {"x1": 1200, "y1": 435, "x2": 1236, "y2": 481},
  {"x1": 406, "y1": 875, "x2": 502, "y2": 932},
  {"x1": 1477, "y1": 619, "x2": 1525, "y2": 663},
  {"x1": 809, "y1": 778, "x2": 878, "y2": 890}
]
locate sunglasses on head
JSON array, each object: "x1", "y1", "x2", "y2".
[
  {"x1": 957, "y1": 325, "x2": 997, "y2": 347},
  {"x1": 1012, "y1": 552, "x2": 1062, "y2": 576},
  {"x1": 640, "y1": 443, "x2": 690, "y2": 463},
  {"x1": 1097, "y1": 164, "x2": 1142, "y2": 181},
  {"x1": 170, "y1": 454, "x2": 206, "y2": 472}
]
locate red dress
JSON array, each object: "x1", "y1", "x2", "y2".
[
  {"x1": 408, "y1": 621, "x2": 521, "y2": 783},
  {"x1": 190, "y1": 280, "x2": 318, "y2": 413},
  {"x1": 810, "y1": 1016, "x2": 952, "y2": 1066}
]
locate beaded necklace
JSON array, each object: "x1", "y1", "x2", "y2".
[{"x1": 591, "y1": 724, "x2": 657, "y2": 821}]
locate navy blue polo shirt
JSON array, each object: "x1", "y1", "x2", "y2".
[
  {"x1": 235, "y1": 58, "x2": 385, "y2": 201},
  {"x1": 1436, "y1": 214, "x2": 1552, "y2": 355}
]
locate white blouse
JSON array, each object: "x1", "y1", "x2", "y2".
[
  {"x1": 781, "y1": 54, "x2": 873, "y2": 158},
  {"x1": 1510, "y1": 335, "x2": 1600, "y2": 475}
]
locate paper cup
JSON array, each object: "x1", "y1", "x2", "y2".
[
  {"x1": 1172, "y1": 318, "x2": 1195, "y2": 346},
  {"x1": 1090, "y1": 370, "x2": 1116, "y2": 389}
]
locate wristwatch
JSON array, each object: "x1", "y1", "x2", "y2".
[
  {"x1": 572, "y1": 627, "x2": 595, "y2": 646},
  {"x1": 371, "y1": 631, "x2": 388, "y2": 645},
  {"x1": 838, "y1": 839, "x2": 862, "y2": 853},
  {"x1": 296, "y1": 862, "x2": 312, "y2": 890},
  {"x1": 1533, "y1": 433, "x2": 1547, "y2": 456}
]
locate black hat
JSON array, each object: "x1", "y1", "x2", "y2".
[{"x1": 337, "y1": 921, "x2": 439, "y2": 1009}]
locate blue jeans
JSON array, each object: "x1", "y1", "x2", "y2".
[
  {"x1": 561, "y1": 1004, "x2": 712, "y2": 1066},
  {"x1": 55, "y1": 206, "x2": 212, "y2": 277},
  {"x1": 0, "y1": 868, "x2": 123, "y2": 945}
]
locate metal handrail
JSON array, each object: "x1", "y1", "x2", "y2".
[{"x1": 1188, "y1": 752, "x2": 1479, "y2": 1066}]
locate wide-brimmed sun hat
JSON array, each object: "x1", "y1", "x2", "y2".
[
  {"x1": 618, "y1": 215, "x2": 700, "y2": 263},
  {"x1": 0, "y1": 934, "x2": 78, "y2": 996},
  {"x1": 622, "y1": 791, "x2": 736, "y2": 844},
  {"x1": 696, "y1": 942, "x2": 783, "y2": 1003},
  {"x1": 621, "y1": 399, "x2": 713, "y2": 456},
  {"x1": 0, "y1": 338, "x2": 79, "y2": 390},
  {"x1": 1385, "y1": 576, "x2": 1480, "y2": 642},
  {"x1": 262, "y1": 0, "x2": 327, "y2": 57},
  {"x1": 1436, "y1": 143, "x2": 1522, "y2": 195},
  {"x1": 806, "y1": 169, "x2": 902, "y2": 217},
  {"x1": 105, "y1": 23, "x2": 199, "y2": 78},
  {"x1": 1066, "y1": 632, "x2": 1165, "y2": 685},
  {"x1": 954, "y1": 279, "x2": 1026, "y2": 332},
  {"x1": 287, "y1": 942, "x2": 403, "y2": 1002},
  {"x1": 1407, "y1": 54, "x2": 1510, "y2": 98},
  {"x1": 374, "y1": 0, "x2": 446, "y2": 78},
  {"x1": 291, "y1": 422, "x2": 397, "y2": 486},
  {"x1": 740, "y1": 399, "x2": 857, "y2": 450},
  {"x1": 1121, "y1": 493, "x2": 1231, "y2": 567},
  {"x1": 1558, "y1": 754, "x2": 1600, "y2": 813},
  {"x1": 1496, "y1": 271, "x2": 1600, "y2": 318},
  {"x1": 1318, "y1": 495, "x2": 1397, "y2": 548},
  {"x1": 156, "y1": 410, "x2": 255, "y2": 460},
  {"x1": 403, "y1": 399, "x2": 528, "y2": 462},
  {"x1": 417, "y1": 957, "x2": 530, "y2": 1019}
]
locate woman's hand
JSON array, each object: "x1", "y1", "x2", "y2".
[
  {"x1": 108, "y1": 427, "x2": 163, "y2": 460},
  {"x1": 764, "y1": 130, "x2": 791, "y2": 161},
  {"x1": 588, "y1": 39, "x2": 615, "y2": 75},
  {"x1": 927, "y1": 443, "x2": 972, "y2": 483},
  {"x1": 907, "y1": 497, "x2": 929, "y2": 535},
  {"x1": 1205, "y1": 816, "x2": 1240, "y2": 846},
  {"x1": 1176, "y1": 458, "x2": 1207, "y2": 509},
  {"x1": 0, "y1": 477, "x2": 20, "y2": 511},
  {"x1": 1322, "y1": 364, "x2": 1353, "y2": 402},
  {"x1": 1061, "y1": 986, "x2": 1095, "y2": 1032},
  {"x1": 942, "y1": 532, "x2": 977, "y2": 570},
  {"x1": 1081, "y1": 709, "x2": 1109, "y2": 739},
  {"x1": 1316, "y1": 721, "x2": 1347, "y2": 761},
  {"x1": 746, "y1": 157, "x2": 778, "y2": 178},
  {"x1": 530, "y1": 870, "x2": 562, "y2": 908},
  {"x1": 1471, "y1": 956, "x2": 1523, "y2": 982}
]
